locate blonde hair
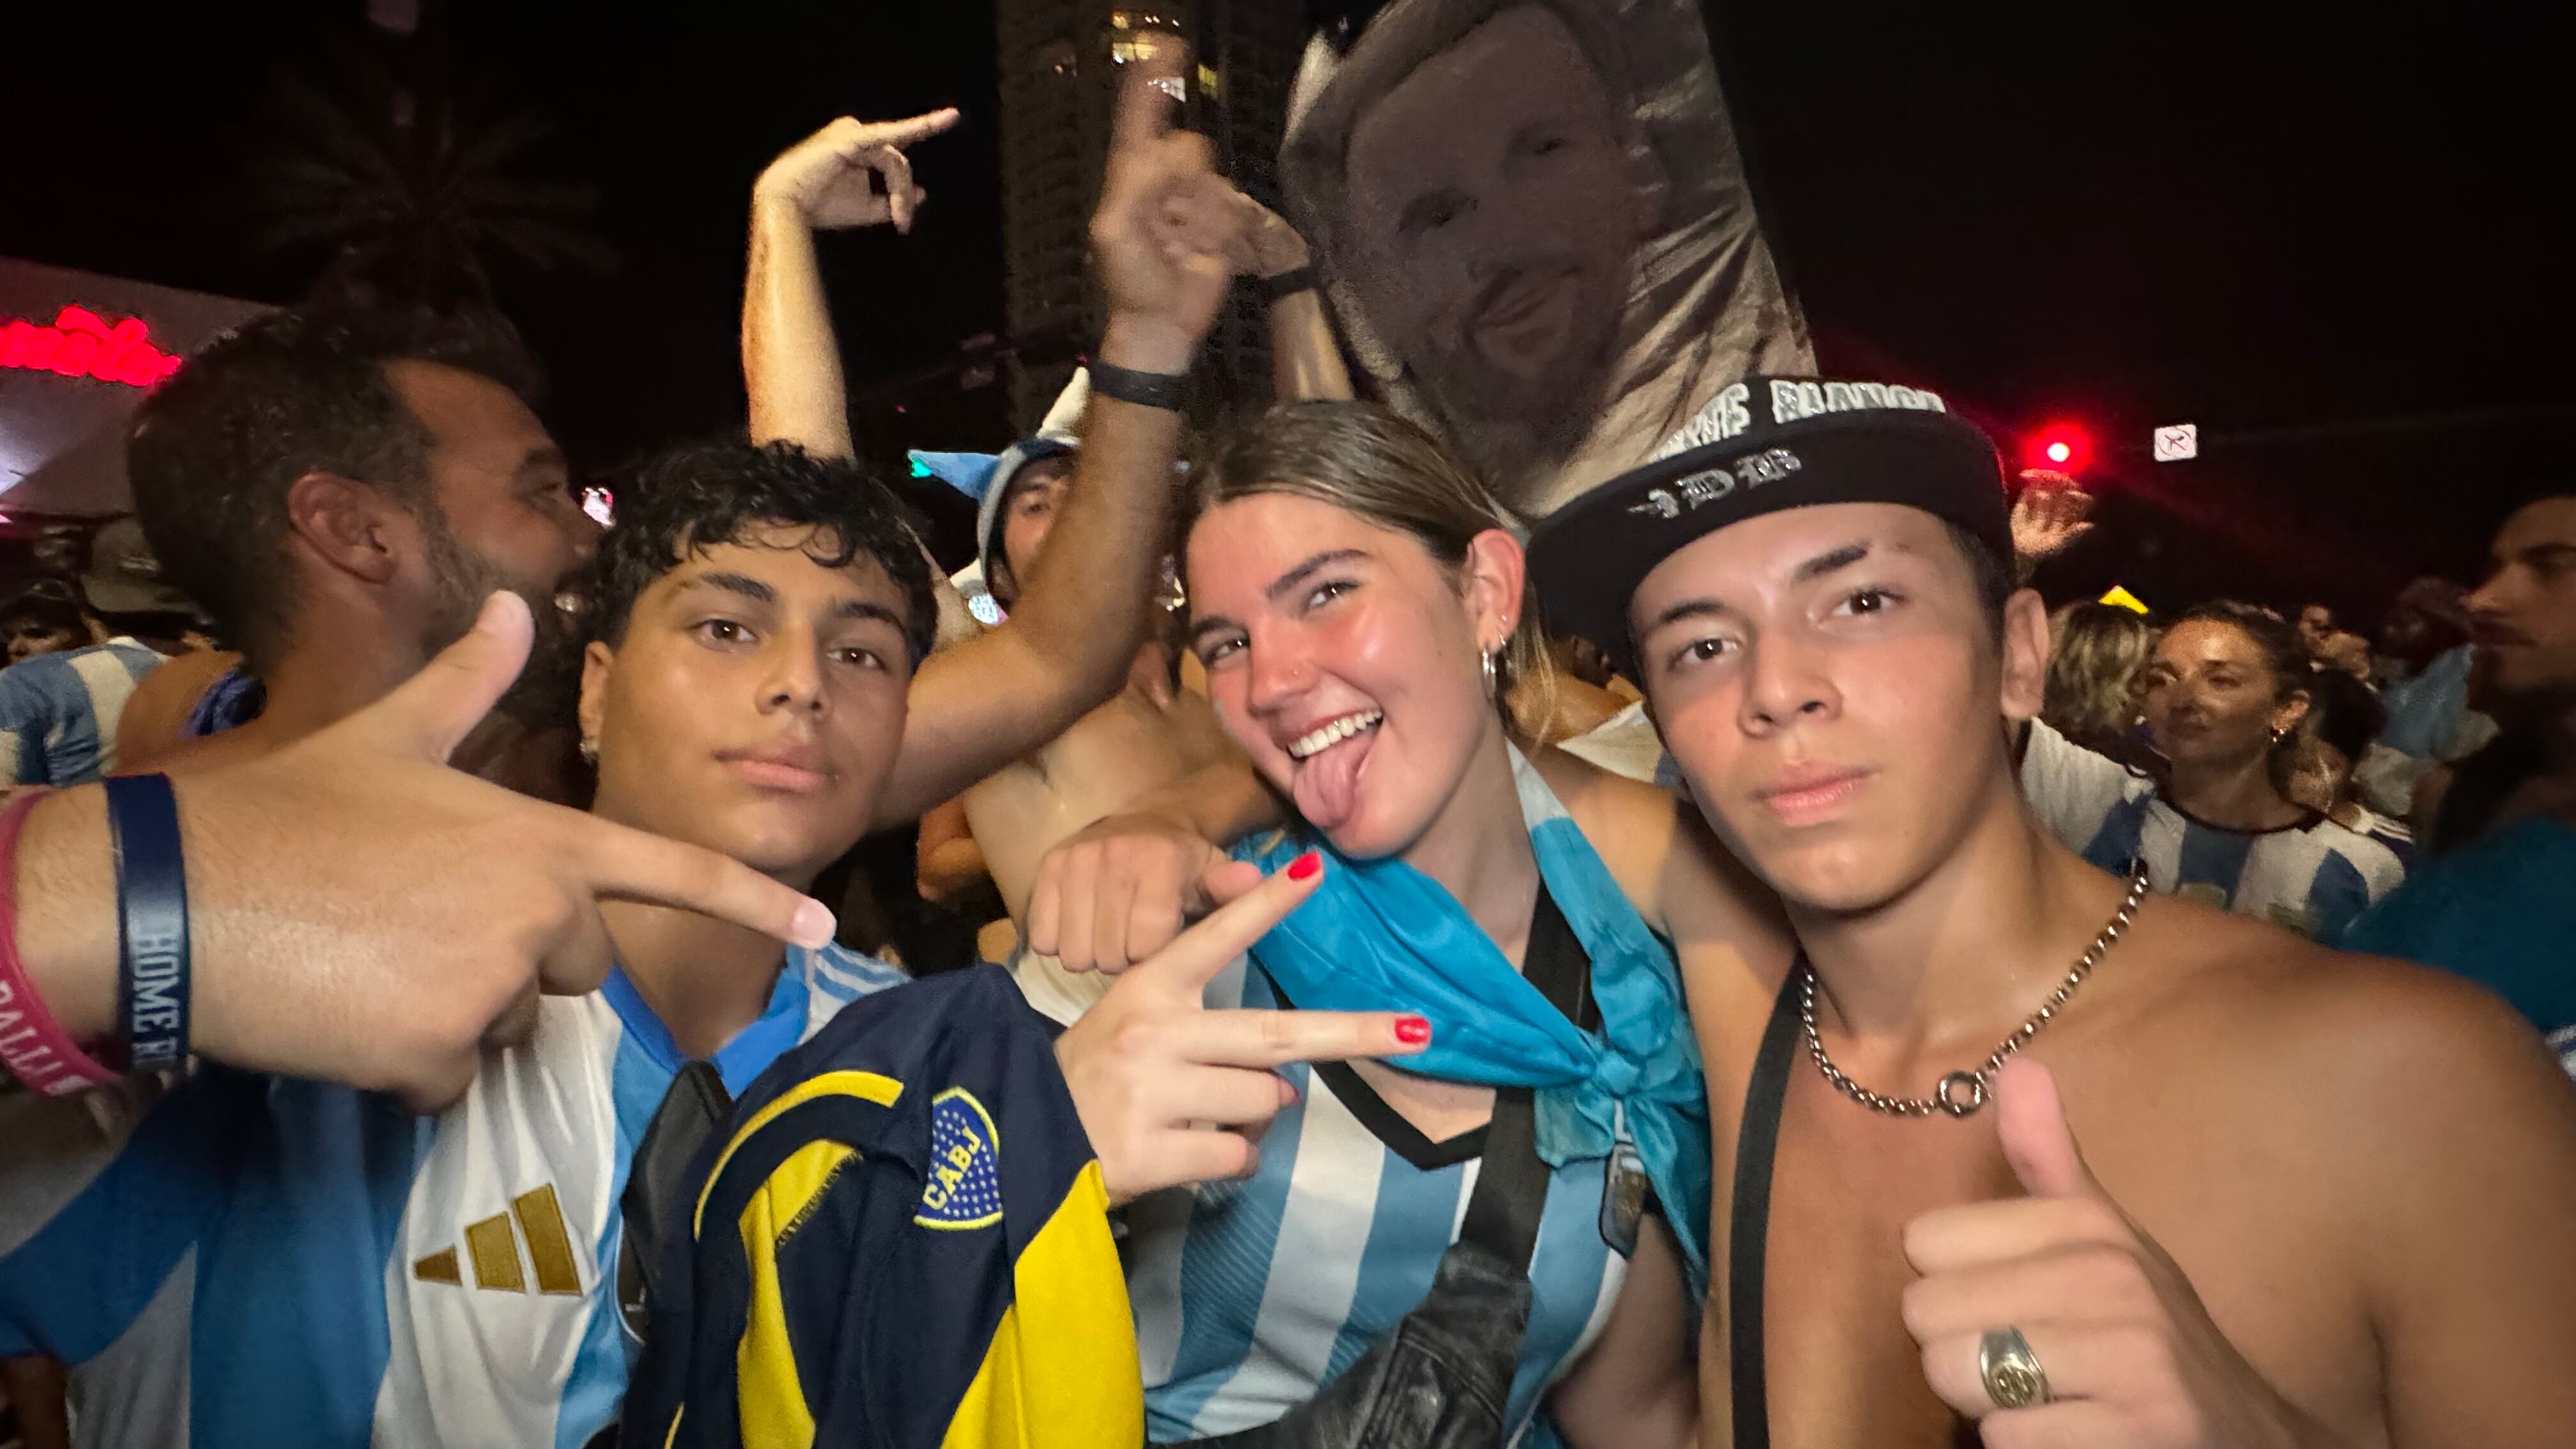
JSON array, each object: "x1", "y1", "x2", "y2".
[
  {"x1": 1188, "y1": 400, "x2": 1562, "y2": 739},
  {"x1": 2043, "y1": 601, "x2": 2156, "y2": 761}
]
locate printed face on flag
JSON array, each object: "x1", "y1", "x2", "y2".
[{"x1": 1287, "y1": 0, "x2": 1814, "y2": 518}]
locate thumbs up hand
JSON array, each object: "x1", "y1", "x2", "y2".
[
  {"x1": 1054, "y1": 850, "x2": 1429, "y2": 1206},
  {"x1": 1898, "y1": 1061, "x2": 2330, "y2": 1446}
]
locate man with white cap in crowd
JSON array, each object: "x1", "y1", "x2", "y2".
[{"x1": 1526, "y1": 375, "x2": 2576, "y2": 1447}]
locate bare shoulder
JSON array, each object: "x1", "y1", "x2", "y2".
[
  {"x1": 1163, "y1": 682, "x2": 1238, "y2": 765},
  {"x1": 1535, "y1": 743, "x2": 1685, "y2": 919},
  {"x1": 2120, "y1": 898, "x2": 2576, "y2": 1185},
  {"x1": 116, "y1": 648, "x2": 240, "y2": 772},
  {"x1": 1533, "y1": 744, "x2": 1791, "y2": 978}
]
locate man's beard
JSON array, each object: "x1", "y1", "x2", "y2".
[{"x1": 418, "y1": 516, "x2": 585, "y2": 728}]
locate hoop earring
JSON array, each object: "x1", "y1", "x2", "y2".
[{"x1": 1480, "y1": 646, "x2": 1499, "y2": 698}]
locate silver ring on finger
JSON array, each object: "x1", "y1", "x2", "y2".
[{"x1": 1977, "y1": 1326, "x2": 2052, "y2": 1411}]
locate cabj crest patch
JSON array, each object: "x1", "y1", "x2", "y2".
[{"x1": 915, "y1": 1087, "x2": 1004, "y2": 1230}]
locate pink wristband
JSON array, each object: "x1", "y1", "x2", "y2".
[{"x1": 0, "y1": 789, "x2": 123, "y2": 1096}]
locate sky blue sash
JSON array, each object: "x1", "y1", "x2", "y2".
[{"x1": 1236, "y1": 748, "x2": 1712, "y2": 1282}]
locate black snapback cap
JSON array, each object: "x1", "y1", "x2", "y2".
[{"x1": 1528, "y1": 376, "x2": 2009, "y2": 670}]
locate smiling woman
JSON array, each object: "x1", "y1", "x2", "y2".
[
  {"x1": 1183, "y1": 401, "x2": 1550, "y2": 854},
  {"x1": 1089, "y1": 398, "x2": 1794, "y2": 1447}
]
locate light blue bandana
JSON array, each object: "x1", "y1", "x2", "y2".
[{"x1": 1236, "y1": 748, "x2": 1713, "y2": 1280}]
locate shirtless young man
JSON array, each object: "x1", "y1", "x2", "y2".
[
  {"x1": 1528, "y1": 376, "x2": 2576, "y2": 1447},
  {"x1": 740, "y1": 107, "x2": 1357, "y2": 1004}
]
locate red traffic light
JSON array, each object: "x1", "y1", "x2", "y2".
[{"x1": 2025, "y1": 422, "x2": 2094, "y2": 475}]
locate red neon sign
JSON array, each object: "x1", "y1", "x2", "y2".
[{"x1": 0, "y1": 305, "x2": 184, "y2": 388}]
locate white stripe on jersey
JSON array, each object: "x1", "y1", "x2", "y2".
[
  {"x1": 371, "y1": 946, "x2": 893, "y2": 1447},
  {"x1": 376, "y1": 992, "x2": 623, "y2": 1448},
  {"x1": 66, "y1": 644, "x2": 150, "y2": 776},
  {"x1": 1200, "y1": 1077, "x2": 1389, "y2": 1434},
  {"x1": 1130, "y1": 959, "x2": 1625, "y2": 1442}
]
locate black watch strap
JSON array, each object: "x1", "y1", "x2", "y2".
[
  {"x1": 1088, "y1": 360, "x2": 1186, "y2": 411},
  {"x1": 1255, "y1": 266, "x2": 1316, "y2": 303}
]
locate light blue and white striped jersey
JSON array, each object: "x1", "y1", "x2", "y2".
[
  {"x1": 0, "y1": 944, "x2": 907, "y2": 1449},
  {"x1": 0, "y1": 638, "x2": 162, "y2": 786},
  {"x1": 2020, "y1": 719, "x2": 2407, "y2": 940},
  {"x1": 1124, "y1": 960, "x2": 1625, "y2": 1445}
]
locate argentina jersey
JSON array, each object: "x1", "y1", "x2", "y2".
[
  {"x1": 0, "y1": 944, "x2": 906, "y2": 1449},
  {"x1": 0, "y1": 638, "x2": 163, "y2": 786},
  {"x1": 2020, "y1": 719, "x2": 2407, "y2": 940},
  {"x1": 1123, "y1": 959, "x2": 1624, "y2": 1445}
]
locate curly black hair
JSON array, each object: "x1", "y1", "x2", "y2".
[
  {"x1": 587, "y1": 440, "x2": 936, "y2": 666},
  {"x1": 126, "y1": 304, "x2": 540, "y2": 671}
]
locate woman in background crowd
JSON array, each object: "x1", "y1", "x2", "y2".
[
  {"x1": 2041, "y1": 599, "x2": 2154, "y2": 765},
  {"x1": 2022, "y1": 599, "x2": 2407, "y2": 940}
]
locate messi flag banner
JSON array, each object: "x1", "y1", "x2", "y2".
[
  {"x1": 1283, "y1": 0, "x2": 1813, "y2": 519},
  {"x1": 624, "y1": 966, "x2": 1140, "y2": 1449}
]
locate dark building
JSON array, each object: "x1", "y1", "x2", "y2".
[{"x1": 993, "y1": 0, "x2": 1308, "y2": 429}]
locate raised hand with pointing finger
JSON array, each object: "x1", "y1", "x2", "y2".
[
  {"x1": 1091, "y1": 42, "x2": 1245, "y2": 374},
  {"x1": 753, "y1": 108, "x2": 960, "y2": 235},
  {"x1": 1054, "y1": 849, "x2": 1428, "y2": 1203},
  {"x1": 1900, "y1": 1060, "x2": 2333, "y2": 1447}
]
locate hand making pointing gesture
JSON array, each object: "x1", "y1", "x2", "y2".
[
  {"x1": 13, "y1": 593, "x2": 832, "y2": 1111},
  {"x1": 753, "y1": 107, "x2": 962, "y2": 235},
  {"x1": 1090, "y1": 43, "x2": 1243, "y2": 374},
  {"x1": 1054, "y1": 850, "x2": 1429, "y2": 1204}
]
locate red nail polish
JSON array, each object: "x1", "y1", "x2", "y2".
[
  {"x1": 1288, "y1": 850, "x2": 1322, "y2": 881},
  {"x1": 1394, "y1": 1015, "x2": 1431, "y2": 1046}
]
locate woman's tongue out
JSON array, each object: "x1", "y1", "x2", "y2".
[{"x1": 1292, "y1": 720, "x2": 1380, "y2": 831}]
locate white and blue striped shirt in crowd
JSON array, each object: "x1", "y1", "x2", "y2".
[
  {"x1": 2020, "y1": 718, "x2": 2407, "y2": 941},
  {"x1": 1122, "y1": 958, "x2": 1625, "y2": 1445},
  {"x1": 0, "y1": 638, "x2": 162, "y2": 786},
  {"x1": 0, "y1": 945, "x2": 908, "y2": 1448}
]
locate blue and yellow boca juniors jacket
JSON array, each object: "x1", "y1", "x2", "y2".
[{"x1": 624, "y1": 963, "x2": 1142, "y2": 1449}]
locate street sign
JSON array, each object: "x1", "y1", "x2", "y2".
[{"x1": 2152, "y1": 422, "x2": 2198, "y2": 461}]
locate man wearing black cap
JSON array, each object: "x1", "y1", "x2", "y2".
[
  {"x1": 1529, "y1": 378, "x2": 2576, "y2": 1446},
  {"x1": 0, "y1": 518, "x2": 213, "y2": 795}
]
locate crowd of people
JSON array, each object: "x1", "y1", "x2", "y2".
[{"x1": 3, "y1": 44, "x2": 2573, "y2": 1449}]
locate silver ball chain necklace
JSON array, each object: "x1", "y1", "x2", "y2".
[{"x1": 1798, "y1": 862, "x2": 2152, "y2": 1118}]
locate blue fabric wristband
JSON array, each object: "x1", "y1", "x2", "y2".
[{"x1": 106, "y1": 774, "x2": 190, "y2": 1073}]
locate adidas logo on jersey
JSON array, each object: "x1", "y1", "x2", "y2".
[{"x1": 413, "y1": 1183, "x2": 585, "y2": 1295}]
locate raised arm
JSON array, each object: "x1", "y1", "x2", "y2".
[
  {"x1": 745, "y1": 110, "x2": 958, "y2": 457},
  {"x1": 1222, "y1": 190, "x2": 1353, "y2": 402},
  {"x1": 743, "y1": 112, "x2": 987, "y2": 653},
  {"x1": 868, "y1": 54, "x2": 1245, "y2": 827}
]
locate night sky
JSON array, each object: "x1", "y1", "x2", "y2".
[{"x1": 5, "y1": 1, "x2": 2568, "y2": 617}]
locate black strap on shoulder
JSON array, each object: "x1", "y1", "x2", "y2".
[
  {"x1": 1728, "y1": 961, "x2": 1804, "y2": 1449},
  {"x1": 1453, "y1": 882, "x2": 1589, "y2": 1271}
]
